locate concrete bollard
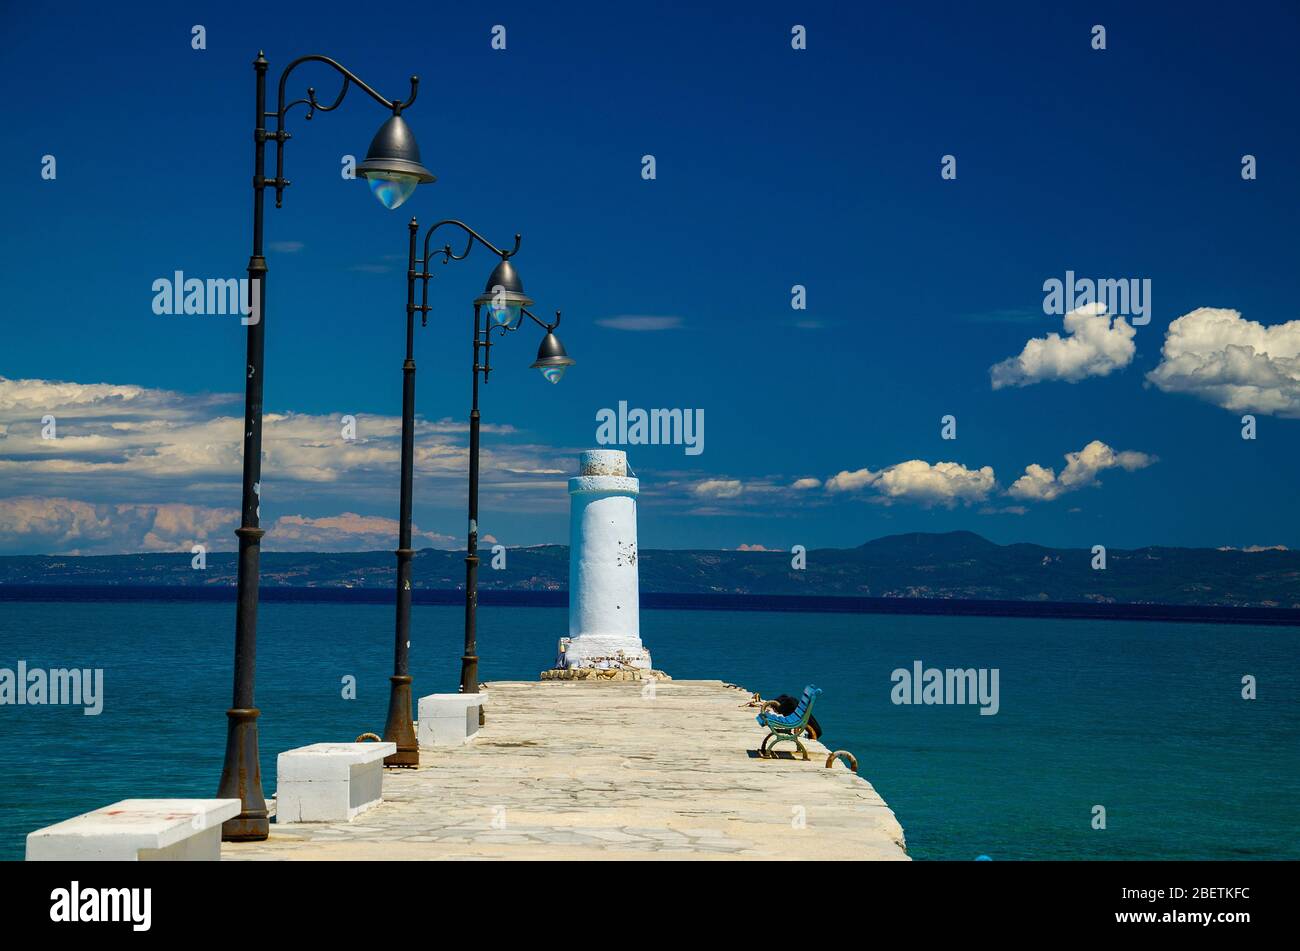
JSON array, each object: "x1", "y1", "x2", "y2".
[
  {"x1": 417, "y1": 693, "x2": 487, "y2": 747},
  {"x1": 275, "y1": 742, "x2": 396, "y2": 822}
]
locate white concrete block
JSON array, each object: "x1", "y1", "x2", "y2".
[
  {"x1": 417, "y1": 693, "x2": 486, "y2": 747},
  {"x1": 275, "y1": 742, "x2": 395, "y2": 823},
  {"x1": 26, "y1": 798, "x2": 242, "y2": 861}
]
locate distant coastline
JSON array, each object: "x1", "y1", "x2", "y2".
[
  {"x1": 3, "y1": 583, "x2": 1298, "y2": 626},
  {"x1": 3, "y1": 532, "x2": 1299, "y2": 614}
]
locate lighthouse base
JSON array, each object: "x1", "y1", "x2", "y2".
[{"x1": 555, "y1": 634, "x2": 653, "y2": 672}]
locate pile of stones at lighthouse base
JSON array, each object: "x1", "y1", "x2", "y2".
[{"x1": 540, "y1": 666, "x2": 672, "y2": 682}]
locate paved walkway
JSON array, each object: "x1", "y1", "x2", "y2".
[{"x1": 223, "y1": 679, "x2": 908, "y2": 860}]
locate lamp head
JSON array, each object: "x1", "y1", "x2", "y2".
[
  {"x1": 356, "y1": 114, "x2": 435, "y2": 209},
  {"x1": 475, "y1": 258, "x2": 533, "y2": 327},
  {"x1": 531, "y1": 330, "x2": 575, "y2": 384}
]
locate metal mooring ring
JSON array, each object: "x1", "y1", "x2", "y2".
[
  {"x1": 355, "y1": 732, "x2": 382, "y2": 742},
  {"x1": 825, "y1": 750, "x2": 858, "y2": 772}
]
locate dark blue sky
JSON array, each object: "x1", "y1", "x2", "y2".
[{"x1": 2, "y1": 1, "x2": 1298, "y2": 554}]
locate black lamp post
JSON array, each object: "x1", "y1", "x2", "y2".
[
  {"x1": 460, "y1": 284, "x2": 573, "y2": 698},
  {"x1": 381, "y1": 219, "x2": 573, "y2": 752},
  {"x1": 219, "y1": 51, "x2": 433, "y2": 842}
]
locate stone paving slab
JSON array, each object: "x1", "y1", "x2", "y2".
[{"x1": 222, "y1": 679, "x2": 908, "y2": 861}]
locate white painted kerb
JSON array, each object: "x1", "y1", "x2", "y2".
[
  {"x1": 275, "y1": 742, "x2": 395, "y2": 823},
  {"x1": 417, "y1": 692, "x2": 487, "y2": 747},
  {"x1": 26, "y1": 798, "x2": 241, "y2": 861}
]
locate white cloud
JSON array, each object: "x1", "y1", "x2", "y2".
[
  {"x1": 826, "y1": 460, "x2": 995, "y2": 507},
  {"x1": 269, "y1": 512, "x2": 453, "y2": 551},
  {"x1": 736, "y1": 543, "x2": 773, "y2": 551},
  {"x1": 0, "y1": 497, "x2": 181, "y2": 554},
  {"x1": 1008, "y1": 440, "x2": 1155, "y2": 502},
  {"x1": 692, "y1": 478, "x2": 744, "y2": 499},
  {"x1": 0, "y1": 496, "x2": 454, "y2": 555},
  {"x1": 791, "y1": 477, "x2": 822, "y2": 490},
  {"x1": 1146, "y1": 307, "x2": 1300, "y2": 417},
  {"x1": 990, "y1": 304, "x2": 1136, "y2": 389},
  {"x1": 825, "y1": 442, "x2": 1150, "y2": 509},
  {"x1": 648, "y1": 473, "x2": 806, "y2": 513},
  {"x1": 0, "y1": 376, "x2": 562, "y2": 507},
  {"x1": 825, "y1": 468, "x2": 875, "y2": 493},
  {"x1": 0, "y1": 375, "x2": 569, "y2": 554},
  {"x1": 594, "y1": 315, "x2": 683, "y2": 331},
  {"x1": 979, "y1": 504, "x2": 1028, "y2": 516},
  {"x1": 0, "y1": 377, "x2": 226, "y2": 421},
  {"x1": 872, "y1": 461, "x2": 996, "y2": 506},
  {"x1": 0, "y1": 496, "x2": 231, "y2": 554}
]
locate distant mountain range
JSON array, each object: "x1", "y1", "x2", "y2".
[{"x1": 2, "y1": 531, "x2": 1298, "y2": 609}]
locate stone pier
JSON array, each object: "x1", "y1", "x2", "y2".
[{"x1": 222, "y1": 680, "x2": 908, "y2": 861}]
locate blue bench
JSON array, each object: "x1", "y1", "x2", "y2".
[{"x1": 756, "y1": 685, "x2": 821, "y2": 760}]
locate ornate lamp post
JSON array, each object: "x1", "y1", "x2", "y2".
[
  {"x1": 381, "y1": 219, "x2": 574, "y2": 759},
  {"x1": 462, "y1": 284, "x2": 572, "y2": 699},
  {"x1": 219, "y1": 52, "x2": 433, "y2": 842}
]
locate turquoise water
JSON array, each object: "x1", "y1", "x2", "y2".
[{"x1": 1, "y1": 599, "x2": 1296, "y2": 860}]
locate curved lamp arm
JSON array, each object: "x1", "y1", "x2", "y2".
[
  {"x1": 494, "y1": 306, "x2": 560, "y2": 337},
  {"x1": 420, "y1": 219, "x2": 521, "y2": 267},
  {"x1": 276, "y1": 54, "x2": 419, "y2": 120},
  {"x1": 413, "y1": 220, "x2": 524, "y2": 328},
  {"x1": 264, "y1": 54, "x2": 421, "y2": 208}
]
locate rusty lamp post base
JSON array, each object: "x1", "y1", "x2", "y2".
[
  {"x1": 382, "y1": 674, "x2": 419, "y2": 767},
  {"x1": 217, "y1": 707, "x2": 269, "y2": 841}
]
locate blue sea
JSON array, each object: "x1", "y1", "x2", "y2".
[{"x1": 1, "y1": 596, "x2": 1296, "y2": 861}]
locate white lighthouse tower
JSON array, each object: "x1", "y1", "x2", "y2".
[{"x1": 560, "y1": 449, "x2": 653, "y2": 671}]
